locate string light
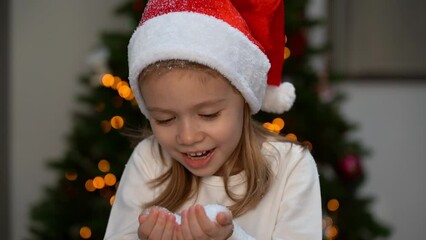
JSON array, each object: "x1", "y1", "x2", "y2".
[
  {"x1": 323, "y1": 215, "x2": 338, "y2": 239},
  {"x1": 98, "y1": 159, "x2": 110, "y2": 173},
  {"x1": 93, "y1": 176, "x2": 105, "y2": 189},
  {"x1": 323, "y1": 216, "x2": 333, "y2": 229},
  {"x1": 284, "y1": 47, "x2": 291, "y2": 60},
  {"x1": 85, "y1": 179, "x2": 96, "y2": 192},
  {"x1": 327, "y1": 199, "x2": 340, "y2": 212},
  {"x1": 118, "y1": 85, "x2": 132, "y2": 99},
  {"x1": 263, "y1": 117, "x2": 285, "y2": 134},
  {"x1": 65, "y1": 170, "x2": 78, "y2": 181},
  {"x1": 263, "y1": 122, "x2": 274, "y2": 132},
  {"x1": 110, "y1": 116, "x2": 124, "y2": 129},
  {"x1": 325, "y1": 225, "x2": 338, "y2": 239},
  {"x1": 101, "y1": 120, "x2": 112, "y2": 133},
  {"x1": 116, "y1": 81, "x2": 135, "y2": 101},
  {"x1": 112, "y1": 76, "x2": 122, "y2": 89},
  {"x1": 284, "y1": 35, "x2": 290, "y2": 60},
  {"x1": 79, "y1": 226, "x2": 92, "y2": 239},
  {"x1": 101, "y1": 74, "x2": 114, "y2": 87},
  {"x1": 101, "y1": 74, "x2": 134, "y2": 102},
  {"x1": 285, "y1": 133, "x2": 298, "y2": 141},
  {"x1": 273, "y1": 118, "x2": 285, "y2": 129},
  {"x1": 104, "y1": 173, "x2": 117, "y2": 186},
  {"x1": 115, "y1": 80, "x2": 128, "y2": 90},
  {"x1": 110, "y1": 195, "x2": 115, "y2": 206},
  {"x1": 125, "y1": 91, "x2": 135, "y2": 101}
]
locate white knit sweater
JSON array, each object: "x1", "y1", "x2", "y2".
[{"x1": 104, "y1": 136, "x2": 322, "y2": 239}]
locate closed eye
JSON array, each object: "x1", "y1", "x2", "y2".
[
  {"x1": 200, "y1": 111, "x2": 221, "y2": 120},
  {"x1": 154, "y1": 117, "x2": 175, "y2": 125}
]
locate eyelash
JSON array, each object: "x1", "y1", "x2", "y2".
[
  {"x1": 155, "y1": 118, "x2": 175, "y2": 125},
  {"x1": 154, "y1": 112, "x2": 220, "y2": 125},
  {"x1": 200, "y1": 111, "x2": 220, "y2": 119}
]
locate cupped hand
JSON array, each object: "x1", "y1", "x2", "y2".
[
  {"x1": 138, "y1": 207, "x2": 177, "y2": 240},
  {"x1": 175, "y1": 204, "x2": 234, "y2": 240}
]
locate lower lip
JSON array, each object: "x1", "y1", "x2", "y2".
[{"x1": 183, "y1": 150, "x2": 215, "y2": 169}]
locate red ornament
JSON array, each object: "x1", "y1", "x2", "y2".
[
  {"x1": 133, "y1": 0, "x2": 145, "y2": 13},
  {"x1": 339, "y1": 154, "x2": 363, "y2": 180},
  {"x1": 287, "y1": 30, "x2": 307, "y2": 58}
]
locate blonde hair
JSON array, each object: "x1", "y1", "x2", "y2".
[{"x1": 139, "y1": 60, "x2": 292, "y2": 217}]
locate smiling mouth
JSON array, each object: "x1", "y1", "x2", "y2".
[
  {"x1": 186, "y1": 150, "x2": 212, "y2": 159},
  {"x1": 182, "y1": 149, "x2": 215, "y2": 169}
]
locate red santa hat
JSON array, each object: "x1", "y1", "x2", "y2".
[{"x1": 128, "y1": 0, "x2": 295, "y2": 116}]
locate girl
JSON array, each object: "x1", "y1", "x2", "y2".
[{"x1": 105, "y1": 0, "x2": 322, "y2": 239}]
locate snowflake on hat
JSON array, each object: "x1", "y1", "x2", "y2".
[{"x1": 128, "y1": 0, "x2": 295, "y2": 117}]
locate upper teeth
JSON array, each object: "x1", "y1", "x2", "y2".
[{"x1": 188, "y1": 151, "x2": 207, "y2": 157}]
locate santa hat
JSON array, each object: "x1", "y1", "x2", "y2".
[{"x1": 128, "y1": 0, "x2": 295, "y2": 116}]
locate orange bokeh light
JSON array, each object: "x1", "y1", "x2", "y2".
[
  {"x1": 272, "y1": 118, "x2": 285, "y2": 130},
  {"x1": 118, "y1": 85, "x2": 132, "y2": 99},
  {"x1": 85, "y1": 179, "x2": 96, "y2": 192},
  {"x1": 101, "y1": 74, "x2": 114, "y2": 87},
  {"x1": 110, "y1": 195, "x2": 115, "y2": 206},
  {"x1": 101, "y1": 120, "x2": 112, "y2": 133},
  {"x1": 104, "y1": 173, "x2": 117, "y2": 186},
  {"x1": 284, "y1": 47, "x2": 291, "y2": 60},
  {"x1": 110, "y1": 116, "x2": 124, "y2": 129},
  {"x1": 80, "y1": 226, "x2": 92, "y2": 239},
  {"x1": 285, "y1": 133, "x2": 298, "y2": 141},
  {"x1": 327, "y1": 199, "x2": 340, "y2": 212},
  {"x1": 65, "y1": 170, "x2": 78, "y2": 181},
  {"x1": 93, "y1": 176, "x2": 105, "y2": 189},
  {"x1": 98, "y1": 159, "x2": 110, "y2": 173}
]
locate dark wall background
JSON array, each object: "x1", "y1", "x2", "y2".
[{"x1": 1, "y1": 0, "x2": 10, "y2": 239}]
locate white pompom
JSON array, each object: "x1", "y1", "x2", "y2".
[{"x1": 261, "y1": 82, "x2": 296, "y2": 113}]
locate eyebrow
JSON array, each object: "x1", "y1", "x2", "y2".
[{"x1": 146, "y1": 99, "x2": 227, "y2": 113}]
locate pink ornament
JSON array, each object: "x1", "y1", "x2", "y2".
[{"x1": 339, "y1": 154, "x2": 363, "y2": 180}]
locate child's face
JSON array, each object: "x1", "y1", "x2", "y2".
[{"x1": 140, "y1": 68, "x2": 245, "y2": 176}]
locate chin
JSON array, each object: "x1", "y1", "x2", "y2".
[
  {"x1": 188, "y1": 169, "x2": 214, "y2": 177},
  {"x1": 186, "y1": 167, "x2": 219, "y2": 177}
]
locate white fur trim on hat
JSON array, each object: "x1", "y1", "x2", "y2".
[
  {"x1": 261, "y1": 82, "x2": 296, "y2": 113},
  {"x1": 128, "y1": 12, "x2": 270, "y2": 117}
]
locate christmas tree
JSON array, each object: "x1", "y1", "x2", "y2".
[{"x1": 28, "y1": 1, "x2": 391, "y2": 239}]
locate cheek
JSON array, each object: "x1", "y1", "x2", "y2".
[
  {"x1": 214, "y1": 110, "x2": 244, "y2": 144},
  {"x1": 150, "y1": 123, "x2": 173, "y2": 147}
]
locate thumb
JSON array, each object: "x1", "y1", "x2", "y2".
[
  {"x1": 216, "y1": 211, "x2": 233, "y2": 226},
  {"x1": 139, "y1": 213, "x2": 148, "y2": 224}
]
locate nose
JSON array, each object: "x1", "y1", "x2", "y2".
[{"x1": 176, "y1": 119, "x2": 203, "y2": 146}]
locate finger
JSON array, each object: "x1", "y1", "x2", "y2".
[
  {"x1": 216, "y1": 211, "x2": 233, "y2": 226},
  {"x1": 138, "y1": 208, "x2": 160, "y2": 239},
  {"x1": 139, "y1": 214, "x2": 148, "y2": 224},
  {"x1": 188, "y1": 205, "x2": 209, "y2": 238},
  {"x1": 173, "y1": 225, "x2": 184, "y2": 240},
  {"x1": 180, "y1": 209, "x2": 193, "y2": 239},
  {"x1": 149, "y1": 211, "x2": 168, "y2": 239},
  {"x1": 160, "y1": 214, "x2": 176, "y2": 240},
  {"x1": 138, "y1": 215, "x2": 148, "y2": 239},
  {"x1": 194, "y1": 205, "x2": 216, "y2": 236},
  {"x1": 217, "y1": 212, "x2": 234, "y2": 239}
]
